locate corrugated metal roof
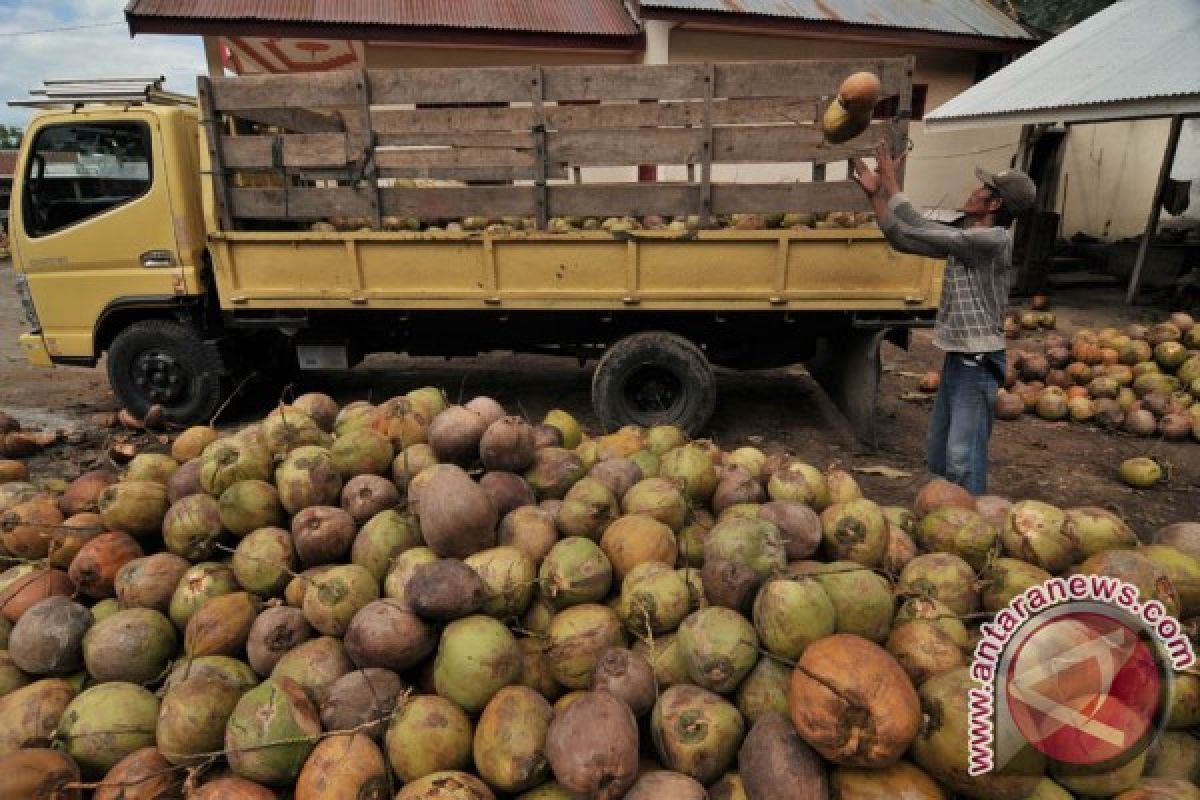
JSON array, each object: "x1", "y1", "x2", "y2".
[
  {"x1": 926, "y1": 0, "x2": 1200, "y2": 129},
  {"x1": 640, "y1": 0, "x2": 1033, "y2": 40},
  {"x1": 125, "y1": 0, "x2": 641, "y2": 36}
]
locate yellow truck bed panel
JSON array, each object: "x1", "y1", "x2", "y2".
[{"x1": 209, "y1": 228, "x2": 941, "y2": 312}]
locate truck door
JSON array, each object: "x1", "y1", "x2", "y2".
[{"x1": 13, "y1": 114, "x2": 181, "y2": 360}]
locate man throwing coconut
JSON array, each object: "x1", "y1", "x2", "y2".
[{"x1": 852, "y1": 141, "x2": 1036, "y2": 494}]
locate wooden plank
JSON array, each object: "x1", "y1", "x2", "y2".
[
  {"x1": 376, "y1": 147, "x2": 534, "y2": 169},
  {"x1": 545, "y1": 123, "x2": 886, "y2": 167},
  {"x1": 547, "y1": 184, "x2": 702, "y2": 217},
  {"x1": 549, "y1": 128, "x2": 703, "y2": 166},
  {"x1": 368, "y1": 67, "x2": 529, "y2": 105},
  {"x1": 542, "y1": 63, "x2": 707, "y2": 101},
  {"x1": 715, "y1": 59, "x2": 907, "y2": 99},
  {"x1": 230, "y1": 107, "x2": 345, "y2": 134},
  {"x1": 211, "y1": 71, "x2": 359, "y2": 110},
  {"x1": 370, "y1": 105, "x2": 534, "y2": 134},
  {"x1": 376, "y1": 131, "x2": 534, "y2": 149},
  {"x1": 368, "y1": 97, "x2": 815, "y2": 135},
  {"x1": 711, "y1": 182, "x2": 869, "y2": 214},
  {"x1": 197, "y1": 77, "x2": 233, "y2": 231},
  {"x1": 231, "y1": 187, "x2": 373, "y2": 220},
  {"x1": 378, "y1": 165, "x2": 565, "y2": 181},
  {"x1": 221, "y1": 134, "x2": 351, "y2": 169},
  {"x1": 546, "y1": 97, "x2": 816, "y2": 130},
  {"x1": 230, "y1": 186, "x2": 537, "y2": 220}
]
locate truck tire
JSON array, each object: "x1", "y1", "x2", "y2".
[
  {"x1": 107, "y1": 320, "x2": 225, "y2": 426},
  {"x1": 592, "y1": 331, "x2": 716, "y2": 436}
]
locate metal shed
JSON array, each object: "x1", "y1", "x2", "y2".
[{"x1": 923, "y1": 0, "x2": 1200, "y2": 302}]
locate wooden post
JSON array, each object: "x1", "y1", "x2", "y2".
[
  {"x1": 699, "y1": 63, "x2": 714, "y2": 227},
  {"x1": 893, "y1": 56, "x2": 915, "y2": 190},
  {"x1": 1126, "y1": 114, "x2": 1184, "y2": 304},
  {"x1": 355, "y1": 69, "x2": 382, "y2": 230},
  {"x1": 531, "y1": 65, "x2": 548, "y2": 230},
  {"x1": 197, "y1": 76, "x2": 234, "y2": 231}
]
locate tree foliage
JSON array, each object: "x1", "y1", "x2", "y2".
[
  {"x1": 0, "y1": 125, "x2": 22, "y2": 149},
  {"x1": 993, "y1": 0, "x2": 1119, "y2": 33}
]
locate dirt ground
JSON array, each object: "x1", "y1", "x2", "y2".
[{"x1": 1, "y1": 258, "x2": 1196, "y2": 534}]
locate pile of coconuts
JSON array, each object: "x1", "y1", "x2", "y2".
[
  {"x1": 0, "y1": 387, "x2": 1199, "y2": 800},
  {"x1": 993, "y1": 310, "x2": 1200, "y2": 445}
]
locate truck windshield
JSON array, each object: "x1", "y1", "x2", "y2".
[{"x1": 22, "y1": 121, "x2": 152, "y2": 238}]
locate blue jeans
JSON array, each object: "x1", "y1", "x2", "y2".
[{"x1": 928, "y1": 350, "x2": 1004, "y2": 495}]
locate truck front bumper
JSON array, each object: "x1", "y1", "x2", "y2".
[{"x1": 18, "y1": 333, "x2": 53, "y2": 368}]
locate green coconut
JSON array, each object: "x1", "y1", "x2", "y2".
[
  {"x1": 752, "y1": 577, "x2": 835, "y2": 661},
  {"x1": 351, "y1": 510, "x2": 423, "y2": 582},
  {"x1": 474, "y1": 686, "x2": 554, "y2": 793},
  {"x1": 1147, "y1": 731, "x2": 1200, "y2": 782},
  {"x1": 199, "y1": 438, "x2": 272, "y2": 496},
  {"x1": 385, "y1": 694, "x2": 474, "y2": 782},
  {"x1": 767, "y1": 461, "x2": 830, "y2": 509},
  {"x1": 434, "y1": 615, "x2": 522, "y2": 712},
  {"x1": 383, "y1": 546, "x2": 439, "y2": 608},
  {"x1": 1054, "y1": 752, "x2": 1147, "y2": 797},
  {"x1": 82, "y1": 608, "x2": 177, "y2": 684},
  {"x1": 543, "y1": 410, "x2": 582, "y2": 450},
  {"x1": 704, "y1": 516, "x2": 786, "y2": 580},
  {"x1": 524, "y1": 448, "x2": 586, "y2": 500},
  {"x1": 735, "y1": 654, "x2": 792, "y2": 724},
  {"x1": 651, "y1": 684, "x2": 744, "y2": 785},
  {"x1": 893, "y1": 597, "x2": 970, "y2": 649},
  {"x1": 614, "y1": 561, "x2": 691, "y2": 637},
  {"x1": 897, "y1": 553, "x2": 979, "y2": 617},
  {"x1": 644, "y1": 425, "x2": 687, "y2": 456},
  {"x1": 124, "y1": 453, "x2": 180, "y2": 485},
  {"x1": 302, "y1": 564, "x2": 379, "y2": 637},
  {"x1": 0, "y1": 679, "x2": 77, "y2": 757},
  {"x1": 1066, "y1": 507, "x2": 1139, "y2": 559},
  {"x1": 1001, "y1": 500, "x2": 1077, "y2": 573},
  {"x1": 97, "y1": 480, "x2": 170, "y2": 537},
  {"x1": 275, "y1": 446, "x2": 342, "y2": 514},
  {"x1": 465, "y1": 545, "x2": 537, "y2": 618},
  {"x1": 218, "y1": 480, "x2": 284, "y2": 537},
  {"x1": 168, "y1": 562, "x2": 238, "y2": 630},
  {"x1": 57, "y1": 682, "x2": 160, "y2": 777},
  {"x1": 807, "y1": 561, "x2": 895, "y2": 643},
  {"x1": 156, "y1": 677, "x2": 245, "y2": 765},
  {"x1": 633, "y1": 633, "x2": 689, "y2": 690},
  {"x1": 916, "y1": 507, "x2": 998, "y2": 571},
  {"x1": 1075, "y1": 549, "x2": 1181, "y2": 618},
  {"x1": 224, "y1": 677, "x2": 321, "y2": 786},
  {"x1": 261, "y1": 407, "x2": 327, "y2": 457},
  {"x1": 677, "y1": 607, "x2": 759, "y2": 693},
  {"x1": 621, "y1": 477, "x2": 688, "y2": 532},
  {"x1": 270, "y1": 636, "x2": 354, "y2": 706},
  {"x1": 628, "y1": 450, "x2": 660, "y2": 479},
  {"x1": 821, "y1": 498, "x2": 888, "y2": 567},
  {"x1": 232, "y1": 527, "x2": 296, "y2": 597},
  {"x1": 545, "y1": 604, "x2": 627, "y2": 690},
  {"x1": 1121, "y1": 457, "x2": 1165, "y2": 489},
  {"x1": 911, "y1": 668, "x2": 1045, "y2": 800},
  {"x1": 556, "y1": 478, "x2": 619, "y2": 541},
  {"x1": 659, "y1": 444, "x2": 718, "y2": 505},
  {"x1": 163, "y1": 654, "x2": 259, "y2": 694},
  {"x1": 539, "y1": 537, "x2": 613, "y2": 609},
  {"x1": 1142, "y1": 544, "x2": 1200, "y2": 618},
  {"x1": 330, "y1": 428, "x2": 394, "y2": 480},
  {"x1": 162, "y1": 493, "x2": 224, "y2": 561},
  {"x1": 982, "y1": 557, "x2": 1053, "y2": 612}
]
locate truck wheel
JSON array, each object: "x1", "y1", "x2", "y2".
[
  {"x1": 107, "y1": 320, "x2": 225, "y2": 425},
  {"x1": 592, "y1": 331, "x2": 716, "y2": 436}
]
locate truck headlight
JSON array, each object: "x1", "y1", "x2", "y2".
[{"x1": 13, "y1": 273, "x2": 41, "y2": 331}]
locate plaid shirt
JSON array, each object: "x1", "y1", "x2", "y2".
[{"x1": 880, "y1": 193, "x2": 1011, "y2": 353}]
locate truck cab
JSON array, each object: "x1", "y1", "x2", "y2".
[{"x1": 10, "y1": 83, "x2": 221, "y2": 421}]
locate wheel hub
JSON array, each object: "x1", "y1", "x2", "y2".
[
  {"x1": 132, "y1": 349, "x2": 189, "y2": 405},
  {"x1": 623, "y1": 364, "x2": 684, "y2": 422}
]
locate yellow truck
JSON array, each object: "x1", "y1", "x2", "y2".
[{"x1": 6, "y1": 62, "x2": 939, "y2": 440}]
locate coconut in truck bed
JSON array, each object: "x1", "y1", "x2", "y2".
[{"x1": 8, "y1": 62, "x2": 939, "y2": 440}]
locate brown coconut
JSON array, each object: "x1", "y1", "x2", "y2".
[
  {"x1": 759, "y1": 501, "x2": 822, "y2": 560},
  {"x1": 407, "y1": 559, "x2": 486, "y2": 621},
  {"x1": 790, "y1": 634, "x2": 921, "y2": 768},
  {"x1": 497, "y1": 506, "x2": 559, "y2": 565},
  {"x1": 1, "y1": 501, "x2": 62, "y2": 560},
  {"x1": 414, "y1": 464, "x2": 498, "y2": 558},
  {"x1": 68, "y1": 531, "x2": 143, "y2": 599},
  {"x1": 46, "y1": 513, "x2": 101, "y2": 570},
  {"x1": 479, "y1": 471, "x2": 536, "y2": 518},
  {"x1": 185, "y1": 591, "x2": 259, "y2": 657},
  {"x1": 480, "y1": 416, "x2": 537, "y2": 473},
  {"x1": 94, "y1": 747, "x2": 183, "y2": 800},
  {"x1": 115, "y1": 553, "x2": 190, "y2": 614},
  {"x1": 428, "y1": 405, "x2": 488, "y2": 466},
  {"x1": 0, "y1": 748, "x2": 82, "y2": 800},
  {"x1": 291, "y1": 505, "x2": 357, "y2": 566},
  {"x1": 246, "y1": 606, "x2": 314, "y2": 677},
  {"x1": 914, "y1": 479, "x2": 975, "y2": 518},
  {"x1": 0, "y1": 567, "x2": 74, "y2": 623},
  {"x1": 340, "y1": 474, "x2": 400, "y2": 523},
  {"x1": 590, "y1": 647, "x2": 657, "y2": 717},
  {"x1": 600, "y1": 513, "x2": 678, "y2": 580},
  {"x1": 739, "y1": 712, "x2": 829, "y2": 800},
  {"x1": 166, "y1": 457, "x2": 205, "y2": 503},
  {"x1": 58, "y1": 470, "x2": 117, "y2": 516},
  {"x1": 545, "y1": 690, "x2": 639, "y2": 800},
  {"x1": 343, "y1": 598, "x2": 435, "y2": 672},
  {"x1": 319, "y1": 668, "x2": 406, "y2": 739}
]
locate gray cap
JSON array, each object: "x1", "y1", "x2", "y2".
[{"x1": 976, "y1": 166, "x2": 1037, "y2": 216}]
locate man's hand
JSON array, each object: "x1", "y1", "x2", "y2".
[
  {"x1": 874, "y1": 140, "x2": 907, "y2": 198},
  {"x1": 851, "y1": 157, "x2": 881, "y2": 197}
]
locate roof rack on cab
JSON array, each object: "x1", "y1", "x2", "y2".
[{"x1": 7, "y1": 76, "x2": 195, "y2": 109}]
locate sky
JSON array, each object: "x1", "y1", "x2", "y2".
[{"x1": 0, "y1": 0, "x2": 206, "y2": 128}]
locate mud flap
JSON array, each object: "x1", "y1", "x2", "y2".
[{"x1": 805, "y1": 328, "x2": 888, "y2": 448}]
